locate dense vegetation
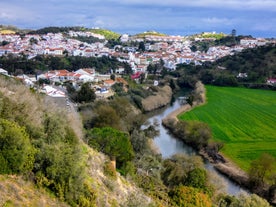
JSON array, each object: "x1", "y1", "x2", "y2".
[
  {"x1": 28, "y1": 26, "x2": 88, "y2": 34},
  {"x1": 169, "y1": 44, "x2": 276, "y2": 89},
  {"x1": 0, "y1": 54, "x2": 130, "y2": 75},
  {"x1": 0, "y1": 76, "x2": 96, "y2": 206}
]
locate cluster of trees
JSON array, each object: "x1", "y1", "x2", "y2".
[
  {"x1": 71, "y1": 35, "x2": 105, "y2": 44},
  {"x1": 66, "y1": 82, "x2": 96, "y2": 103},
  {"x1": 191, "y1": 35, "x2": 249, "y2": 52},
  {"x1": 166, "y1": 44, "x2": 276, "y2": 89},
  {"x1": 0, "y1": 54, "x2": 132, "y2": 75},
  {"x1": 248, "y1": 153, "x2": 276, "y2": 203},
  {"x1": 165, "y1": 120, "x2": 212, "y2": 150},
  {"x1": 27, "y1": 26, "x2": 88, "y2": 34}
]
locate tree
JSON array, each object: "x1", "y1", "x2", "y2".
[
  {"x1": 110, "y1": 73, "x2": 115, "y2": 81},
  {"x1": 0, "y1": 119, "x2": 35, "y2": 174},
  {"x1": 169, "y1": 186, "x2": 212, "y2": 207},
  {"x1": 138, "y1": 41, "x2": 145, "y2": 52},
  {"x1": 190, "y1": 45, "x2": 197, "y2": 52},
  {"x1": 161, "y1": 153, "x2": 204, "y2": 187},
  {"x1": 123, "y1": 62, "x2": 132, "y2": 75},
  {"x1": 249, "y1": 153, "x2": 276, "y2": 189},
  {"x1": 75, "y1": 82, "x2": 96, "y2": 103},
  {"x1": 218, "y1": 193, "x2": 270, "y2": 207},
  {"x1": 185, "y1": 168, "x2": 207, "y2": 189},
  {"x1": 86, "y1": 127, "x2": 134, "y2": 172},
  {"x1": 90, "y1": 104, "x2": 121, "y2": 130}
]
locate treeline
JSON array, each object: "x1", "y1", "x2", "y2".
[
  {"x1": 27, "y1": 27, "x2": 121, "y2": 41},
  {"x1": 71, "y1": 35, "x2": 105, "y2": 44},
  {"x1": 0, "y1": 54, "x2": 132, "y2": 75},
  {"x1": 164, "y1": 44, "x2": 276, "y2": 90},
  {"x1": 191, "y1": 35, "x2": 251, "y2": 52},
  {"x1": 28, "y1": 26, "x2": 88, "y2": 34}
]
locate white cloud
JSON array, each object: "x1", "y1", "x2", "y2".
[{"x1": 202, "y1": 17, "x2": 233, "y2": 25}]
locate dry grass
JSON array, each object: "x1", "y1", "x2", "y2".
[
  {"x1": 0, "y1": 77, "x2": 44, "y2": 129},
  {"x1": 0, "y1": 175, "x2": 69, "y2": 207}
]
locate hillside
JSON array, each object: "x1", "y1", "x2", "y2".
[
  {"x1": 0, "y1": 175, "x2": 69, "y2": 207},
  {"x1": 133, "y1": 31, "x2": 167, "y2": 38},
  {"x1": 89, "y1": 28, "x2": 121, "y2": 40},
  {"x1": 214, "y1": 44, "x2": 276, "y2": 83},
  {"x1": 0, "y1": 75, "x2": 154, "y2": 207}
]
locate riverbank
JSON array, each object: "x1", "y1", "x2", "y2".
[
  {"x1": 142, "y1": 85, "x2": 172, "y2": 112},
  {"x1": 162, "y1": 82, "x2": 251, "y2": 193}
]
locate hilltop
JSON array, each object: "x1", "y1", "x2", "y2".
[{"x1": 89, "y1": 28, "x2": 121, "y2": 40}]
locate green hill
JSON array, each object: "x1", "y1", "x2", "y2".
[
  {"x1": 133, "y1": 31, "x2": 167, "y2": 38},
  {"x1": 90, "y1": 28, "x2": 121, "y2": 40},
  {"x1": 214, "y1": 44, "x2": 276, "y2": 83}
]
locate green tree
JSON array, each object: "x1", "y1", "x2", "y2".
[
  {"x1": 110, "y1": 73, "x2": 115, "y2": 81},
  {"x1": 190, "y1": 45, "x2": 197, "y2": 52},
  {"x1": 218, "y1": 193, "x2": 270, "y2": 207},
  {"x1": 91, "y1": 104, "x2": 121, "y2": 130},
  {"x1": 249, "y1": 153, "x2": 276, "y2": 189},
  {"x1": 138, "y1": 41, "x2": 145, "y2": 52},
  {"x1": 185, "y1": 168, "x2": 207, "y2": 189},
  {"x1": 0, "y1": 119, "x2": 35, "y2": 174},
  {"x1": 161, "y1": 153, "x2": 204, "y2": 187},
  {"x1": 86, "y1": 127, "x2": 134, "y2": 173},
  {"x1": 75, "y1": 82, "x2": 96, "y2": 103},
  {"x1": 169, "y1": 186, "x2": 212, "y2": 207}
]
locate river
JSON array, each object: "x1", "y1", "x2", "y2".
[{"x1": 145, "y1": 95, "x2": 247, "y2": 196}]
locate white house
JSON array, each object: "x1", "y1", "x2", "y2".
[
  {"x1": 240, "y1": 38, "x2": 258, "y2": 46},
  {"x1": 42, "y1": 85, "x2": 66, "y2": 97},
  {"x1": 267, "y1": 78, "x2": 276, "y2": 85},
  {"x1": 78, "y1": 74, "x2": 95, "y2": 83},
  {"x1": 0, "y1": 68, "x2": 8, "y2": 76}
]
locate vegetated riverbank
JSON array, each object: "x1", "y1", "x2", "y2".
[
  {"x1": 161, "y1": 82, "x2": 255, "y2": 198},
  {"x1": 141, "y1": 85, "x2": 173, "y2": 112}
]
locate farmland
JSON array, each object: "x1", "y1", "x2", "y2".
[{"x1": 179, "y1": 85, "x2": 276, "y2": 171}]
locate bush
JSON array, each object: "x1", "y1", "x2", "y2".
[
  {"x1": 169, "y1": 186, "x2": 212, "y2": 207},
  {"x1": 0, "y1": 119, "x2": 35, "y2": 174},
  {"x1": 174, "y1": 121, "x2": 212, "y2": 150},
  {"x1": 86, "y1": 127, "x2": 134, "y2": 174}
]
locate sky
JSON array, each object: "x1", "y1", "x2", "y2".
[{"x1": 0, "y1": 0, "x2": 275, "y2": 37}]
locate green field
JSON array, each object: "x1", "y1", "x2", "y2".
[{"x1": 179, "y1": 85, "x2": 276, "y2": 171}]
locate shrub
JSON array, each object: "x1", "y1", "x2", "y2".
[
  {"x1": 169, "y1": 185, "x2": 212, "y2": 207},
  {"x1": 0, "y1": 119, "x2": 35, "y2": 174}
]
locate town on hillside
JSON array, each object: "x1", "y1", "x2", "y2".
[{"x1": 0, "y1": 29, "x2": 275, "y2": 100}]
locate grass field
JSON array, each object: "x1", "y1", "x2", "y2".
[{"x1": 179, "y1": 85, "x2": 276, "y2": 171}]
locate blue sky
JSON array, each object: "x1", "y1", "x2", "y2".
[{"x1": 0, "y1": 0, "x2": 275, "y2": 37}]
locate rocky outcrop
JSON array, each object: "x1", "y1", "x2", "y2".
[{"x1": 142, "y1": 85, "x2": 172, "y2": 112}]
